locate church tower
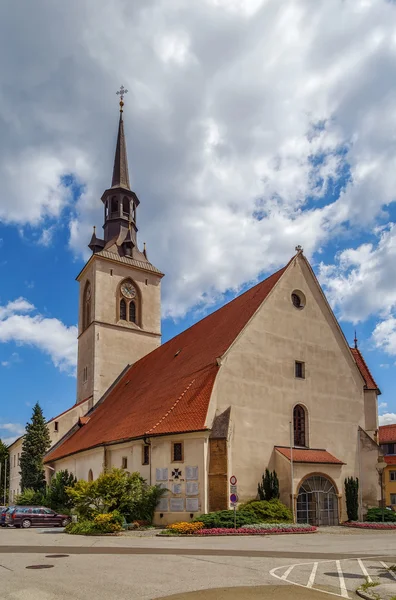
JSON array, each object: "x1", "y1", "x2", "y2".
[{"x1": 76, "y1": 88, "x2": 163, "y2": 406}]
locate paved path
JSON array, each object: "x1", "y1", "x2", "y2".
[{"x1": 271, "y1": 556, "x2": 396, "y2": 598}]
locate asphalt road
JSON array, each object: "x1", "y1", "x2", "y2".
[{"x1": 1, "y1": 526, "x2": 396, "y2": 599}]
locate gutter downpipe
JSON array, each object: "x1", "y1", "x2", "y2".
[
  {"x1": 290, "y1": 421, "x2": 295, "y2": 523},
  {"x1": 357, "y1": 427, "x2": 363, "y2": 521}
]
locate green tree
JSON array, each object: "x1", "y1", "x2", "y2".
[
  {"x1": 257, "y1": 469, "x2": 280, "y2": 501},
  {"x1": 46, "y1": 470, "x2": 77, "y2": 510},
  {"x1": 19, "y1": 403, "x2": 51, "y2": 492},
  {"x1": 0, "y1": 439, "x2": 10, "y2": 503},
  {"x1": 344, "y1": 477, "x2": 359, "y2": 521},
  {"x1": 66, "y1": 468, "x2": 165, "y2": 523}
]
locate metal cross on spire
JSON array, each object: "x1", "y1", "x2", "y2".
[{"x1": 116, "y1": 85, "x2": 128, "y2": 112}]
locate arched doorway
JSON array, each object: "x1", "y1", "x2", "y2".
[{"x1": 296, "y1": 474, "x2": 339, "y2": 526}]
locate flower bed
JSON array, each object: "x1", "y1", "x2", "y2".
[
  {"x1": 342, "y1": 521, "x2": 396, "y2": 530},
  {"x1": 159, "y1": 522, "x2": 316, "y2": 536},
  {"x1": 195, "y1": 525, "x2": 317, "y2": 536}
]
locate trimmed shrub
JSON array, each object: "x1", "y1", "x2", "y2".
[
  {"x1": 166, "y1": 522, "x2": 204, "y2": 534},
  {"x1": 46, "y1": 470, "x2": 77, "y2": 511},
  {"x1": 193, "y1": 510, "x2": 257, "y2": 529},
  {"x1": 65, "y1": 511, "x2": 123, "y2": 535},
  {"x1": 239, "y1": 499, "x2": 293, "y2": 523},
  {"x1": 366, "y1": 507, "x2": 396, "y2": 522}
]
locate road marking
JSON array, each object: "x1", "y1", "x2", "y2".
[
  {"x1": 380, "y1": 561, "x2": 396, "y2": 581},
  {"x1": 357, "y1": 558, "x2": 372, "y2": 582},
  {"x1": 307, "y1": 562, "x2": 318, "y2": 588},
  {"x1": 280, "y1": 564, "x2": 295, "y2": 580},
  {"x1": 335, "y1": 560, "x2": 349, "y2": 599}
]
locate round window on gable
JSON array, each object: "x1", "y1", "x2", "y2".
[{"x1": 291, "y1": 290, "x2": 305, "y2": 309}]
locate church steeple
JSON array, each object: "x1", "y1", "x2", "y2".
[
  {"x1": 111, "y1": 110, "x2": 130, "y2": 190},
  {"x1": 97, "y1": 86, "x2": 140, "y2": 249}
]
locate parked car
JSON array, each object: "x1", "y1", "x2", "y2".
[
  {"x1": 1, "y1": 506, "x2": 14, "y2": 527},
  {"x1": 6, "y1": 506, "x2": 71, "y2": 528}
]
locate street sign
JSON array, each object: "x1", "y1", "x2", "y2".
[
  {"x1": 230, "y1": 475, "x2": 237, "y2": 485},
  {"x1": 230, "y1": 493, "x2": 238, "y2": 503},
  {"x1": 230, "y1": 484, "x2": 237, "y2": 494}
]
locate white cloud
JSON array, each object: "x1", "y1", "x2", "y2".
[
  {"x1": 372, "y1": 316, "x2": 396, "y2": 356},
  {"x1": 0, "y1": 423, "x2": 25, "y2": 446},
  {"x1": 0, "y1": 299, "x2": 77, "y2": 374},
  {"x1": 319, "y1": 223, "x2": 396, "y2": 322},
  {"x1": 37, "y1": 226, "x2": 56, "y2": 247},
  {"x1": 379, "y1": 413, "x2": 396, "y2": 426},
  {"x1": 379, "y1": 401, "x2": 388, "y2": 410},
  {"x1": 1, "y1": 1, "x2": 396, "y2": 317}
]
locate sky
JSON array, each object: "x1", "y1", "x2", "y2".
[{"x1": 1, "y1": 0, "x2": 396, "y2": 445}]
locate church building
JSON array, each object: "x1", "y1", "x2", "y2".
[{"x1": 16, "y1": 97, "x2": 383, "y2": 525}]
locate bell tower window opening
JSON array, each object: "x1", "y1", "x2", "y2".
[
  {"x1": 120, "y1": 298, "x2": 127, "y2": 320},
  {"x1": 293, "y1": 404, "x2": 307, "y2": 447},
  {"x1": 118, "y1": 279, "x2": 139, "y2": 325},
  {"x1": 122, "y1": 197, "x2": 130, "y2": 215},
  {"x1": 111, "y1": 196, "x2": 118, "y2": 217},
  {"x1": 82, "y1": 281, "x2": 92, "y2": 332},
  {"x1": 129, "y1": 301, "x2": 136, "y2": 323}
]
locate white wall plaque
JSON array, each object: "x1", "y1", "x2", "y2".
[
  {"x1": 170, "y1": 497, "x2": 184, "y2": 512},
  {"x1": 186, "y1": 498, "x2": 199, "y2": 512},
  {"x1": 172, "y1": 483, "x2": 182, "y2": 494},
  {"x1": 156, "y1": 497, "x2": 168, "y2": 511},
  {"x1": 186, "y1": 466, "x2": 198, "y2": 480},
  {"x1": 186, "y1": 482, "x2": 199, "y2": 495},
  {"x1": 156, "y1": 468, "x2": 168, "y2": 481}
]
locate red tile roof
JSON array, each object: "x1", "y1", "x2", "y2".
[
  {"x1": 275, "y1": 447, "x2": 344, "y2": 464},
  {"x1": 350, "y1": 347, "x2": 379, "y2": 391},
  {"x1": 45, "y1": 264, "x2": 288, "y2": 463},
  {"x1": 379, "y1": 424, "x2": 396, "y2": 444},
  {"x1": 385, "y1": 455, "x2": 396, "y2": 465}
]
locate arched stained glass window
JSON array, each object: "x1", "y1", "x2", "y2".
[{"x1": 293, "y1": 404, "x2": 306, "y2": 447}]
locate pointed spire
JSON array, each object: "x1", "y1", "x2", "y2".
[
  {"x1": 354, "y1": 330, "x2": 358, "y2": 349},
  {"x1": 112, "y1": 86, "x2": 130, "y2": 190},
  {"x1": 111, "y1": 111, "x2": 131, "y2": 190}
]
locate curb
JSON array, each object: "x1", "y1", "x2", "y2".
[{"x1": 356, "y1": 590, "x2": 380, "y2": 600}]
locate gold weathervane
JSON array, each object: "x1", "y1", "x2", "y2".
[{"x1": 116, "y1": 85, "x2": 128, "y2": 112}]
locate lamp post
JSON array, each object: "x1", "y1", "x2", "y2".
[{"x1": 376, "y1": 457, "x2": 387, "y2": 523}]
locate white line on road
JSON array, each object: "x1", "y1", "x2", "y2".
[
  {"x1": 307, "y1": 562, "x2": 318, "y2": 588},
  {"x1": 380, "y1": 561, "x2": 396, "y2": 581},
  {"x1": 280, "y1": 564, "x2": 295, "y2": 580},
  {"x1": 357, "y1": 558, "x2": 372, "y2": 583},
  {"x1": 336, "y1": 560, "x2": 349, "y2": 599}
]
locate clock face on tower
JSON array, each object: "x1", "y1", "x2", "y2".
[{"x1": 121, "y1": 281, "x2": 136, "y2": 299}]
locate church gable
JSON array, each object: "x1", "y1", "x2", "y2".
[{"x1": 210, "y1": 252, "x2": 371, "y2": 454}]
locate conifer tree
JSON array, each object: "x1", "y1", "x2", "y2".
[
  {"x1": 20, "y1": 403, "x2": 51, "y2": 492},
  {"x1": 0, "y1": 439, "x2": 10, "y2": 502}
]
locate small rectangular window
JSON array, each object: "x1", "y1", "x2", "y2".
[
  {"x1": 121, "y1": 456, "x2": 128, "y2": 469},
  {"x1": 142, "y1": 445, "x2": 150, "y2": 465},
  {"x1": 390, "y1": 471, "x2": 396, "y2": 482},
  {"x1": 13, "y1": 455, "x2": 16, "y2": 467},
  {"x1": 17, "y1": 453, "x2": 20, "y2": 465},
  {"x1": 391, "y1": 494, "x2": 396, "y2": 505},
  {"x1": 172, "y1": 442, "x2": 184, "y2": 462},
  {"x1": 54, "y1": 421, "x2": 59, "y2": 432},
  {"x1": 295, "y1": 361, "x2": 305, "y2": 379}
]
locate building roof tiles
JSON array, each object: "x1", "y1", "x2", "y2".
[
  {"x1": 45, "y1": 263, "x2": 287, "y2": 463},
  {"x1": 275, "y1": 446, "x2": 344, "y2": 464}
]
